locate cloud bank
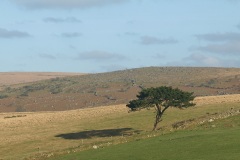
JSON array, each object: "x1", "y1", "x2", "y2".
[
  {"x1": 43, "y1": 17, "x2": 81, "y2": 23},
  {"x1": 197, "y1": 42, "x2": 240, "y2": 55},
  {"x1": 196, "y1": 32, "x2": 240, "y2": 42},
  {"x1": 185, "y1": 53, "x2": 221, "y2": 67},
  {"x1": 185, "y1": 53, "x2": 240, "y2": 67},
  {"x1": 0, "y1": 28, "x2": 31, "y2": 38},
  {"x1": 77, "y1": 51, "x2": 126, "y2": 61},
  {"x1": 11, "y1": 0, "x2": 130, "y2": 9},
  {"x1": 61, "y1": 32, "x2": 82, "y2": 38},
  {"x1": 140, "y1": 36, "x2": 178, "y2": 45},
  {"x1": 168, "y1": 52, "x2": 240, "y2": 68},
  {"x1": 195, "y1": 32, "x2": 240, "y2": 55}
]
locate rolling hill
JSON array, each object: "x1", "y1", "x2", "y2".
[
  {"x1": 0, "y1": 72, "x2": 83, "y2": 87},
  {"x1": 0, "y1": 67, "x2": 240, "y2": 112}
]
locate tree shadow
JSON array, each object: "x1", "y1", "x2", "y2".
[{"x1": 55, "y1": 128, "x2": 141, "y2": 140}]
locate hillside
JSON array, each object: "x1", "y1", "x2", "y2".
[
  {"x1": 0, "y1": 94, "x2": 240, "y2": 159},
  {"x1": 0, "y1": 72, "x2": 83, "y2": 89},
  {"x1": 51, "y1": 115, "x2": 240, "y2": 160},
  {"x1": 0, "y1": 67, "x2": 240, "y2": 112}
]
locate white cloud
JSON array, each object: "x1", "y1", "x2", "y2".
[
  {"x1": 77, "y1": 51, "x2": 126, "y2": 61},
  {"x1": 61, "y1": 32, "x2": 82, "y2": 38},
  {"x1": 140, "y1": 36, "x2": 178, "y2": 45},
  {"x1": 0, "y1": 28, "x2": 31, "y2": 38},
  {"x1": 167, "y1": 53, "x2": 240, "y2": 68},
  {"x1": 100, "y1": 64, "x2": 126, "y2": 72},
  {"x1": 11, "y1": 0, "x2": 130, "y2": 10},
  {"x1": 194, "y1": 32, "x2": 240, "y2": 55},
  {"x1": 197, "y1": 41, "x2": 240, "y2": 55},
  {"x1": 196, "y1": 32, "x2": 240, "y2": 42},
  {"x1": 43, "y1": 17, "x2": 81, "y2": 23},
  {"x1": 167, "y1": 52, "x2": 240, "y2": 68},
  {"x1": 185, "y1": 53, "x2": 221, "y2": 67}
]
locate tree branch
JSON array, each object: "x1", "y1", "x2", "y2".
[{"x1": 161, "y1": 105, "x2": 169, "y2": 115}]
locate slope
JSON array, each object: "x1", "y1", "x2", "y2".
[
  {"x1": 0, "y1": 67, "x2": 240, "y2": 112},
  {"x1": 0, "y1": 94, "x2": 240, "y2": 159}
]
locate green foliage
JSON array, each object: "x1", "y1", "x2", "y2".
[
  {"x1": 127, "y1": 86, "x2": 195, "y2": 130},
  {"x1": 49, "y1": 85, "x2": 63, "y2": 94},
  {"x1": 4, "y1": 86, "x2": 14, "y2": 92},
  {"x1": 19, "y1": 91, "x2": 29, "y2": 97},
  {"x1": 127, "y1": 86, "x2": 195, "y2": 110},
  {"x1": 0, "y1": 94, "x2": 8, "y2": 99}
]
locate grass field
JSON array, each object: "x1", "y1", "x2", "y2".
[
  {"x1": 0, "y1": 94, "x2": 240, "y2": 159},
  {"x1": 50, "y1": 115, "x2": 240, "y2": 160}
]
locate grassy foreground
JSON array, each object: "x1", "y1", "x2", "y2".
[
  {"x1": 50, "y1": 115, "x2": 240, "y2": 160},
  {"x1": 0, "y1": 95, "x2": 240, "y2": 159}
]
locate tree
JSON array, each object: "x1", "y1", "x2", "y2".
[{"x1": 126, "y1": 86, "x2": 195, "y2": 131}]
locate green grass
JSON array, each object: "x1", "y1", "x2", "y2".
[
  {"x1": 50, "y1": 115, "x2": 240, "y2": 160},
  {"x1": 1, "y1": 101, "x2": 239, "y2": 160}
]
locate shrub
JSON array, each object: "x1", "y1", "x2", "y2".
[
  {"x1": 49, "y1": 86, "x2": 62, "y2": 94},
  {"x1": 0, "y1": 94, "x2": 8, "y2": 99},
  {"x1": 15, "y1": 106, "x2": 27, "y2": 112},
  {"x1": 20, "y1": 91, "x2": 29, "y2": 97}
]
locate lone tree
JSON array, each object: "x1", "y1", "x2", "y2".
[{"x1": 126, "y1": 86, "x2": 195, "y2": 131}]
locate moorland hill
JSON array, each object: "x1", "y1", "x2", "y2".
[{"x1": 0, "y1": 67, "x2": 240, "y2": 112}]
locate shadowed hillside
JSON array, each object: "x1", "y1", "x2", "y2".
[{"x1": 0, "y1": 67, "x2": 240, "y2": 112}]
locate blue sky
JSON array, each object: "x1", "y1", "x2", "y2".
[{"x1": 1, "y1": 0, "x2": 240, "y2": 73}]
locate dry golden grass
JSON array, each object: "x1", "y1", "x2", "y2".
[
  {"x1": 0, "y1": 94, "x2": 240, "y2": 159},
  {"x1": 0, "y1": 104, "x2": 129, "y2": 159},
  {"x1": 194, "y1": 94, "x2": 240, "y2": 106},
  {"x1": 0, "y1": 72, "x2": 83, "y2": 87}
]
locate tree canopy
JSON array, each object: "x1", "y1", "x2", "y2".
[{"x1": 126, "y1": 86, "x2": 195, "y2": 131}]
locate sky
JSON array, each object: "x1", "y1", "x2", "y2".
[{"x1": 1, "y1": 0, "x2": 240, "y2": 73}]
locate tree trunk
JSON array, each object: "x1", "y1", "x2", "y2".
[
  {"x1": 152, "y1": 104, "x2": 162, "y2": 131},
  {"x1": 152, "y1": 112, "x2": 162, "y2": 131},
  {"x1": 152, "y1": 104, "x2": 169, "y2": 131}
]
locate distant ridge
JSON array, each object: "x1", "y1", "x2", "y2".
[
  {"x1": 0, "y1": 67, "x2": 240, "y2": 112},
  {"x1": 0, "y1": 72, "x2": 84, "y2": 86}
]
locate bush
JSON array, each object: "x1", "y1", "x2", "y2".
[
  {"x1": 20, "y1": 91, "x2": 29, "y2": 97},
  {"x1": 49, "y1": 86, "x2": 62, "y2": 94},
  {"x1": 0, "y1": 94, "x2": 8, "y2": 99},
  {"x1": 15, "y1": 106, "x2": 27, "y2": 112}
]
